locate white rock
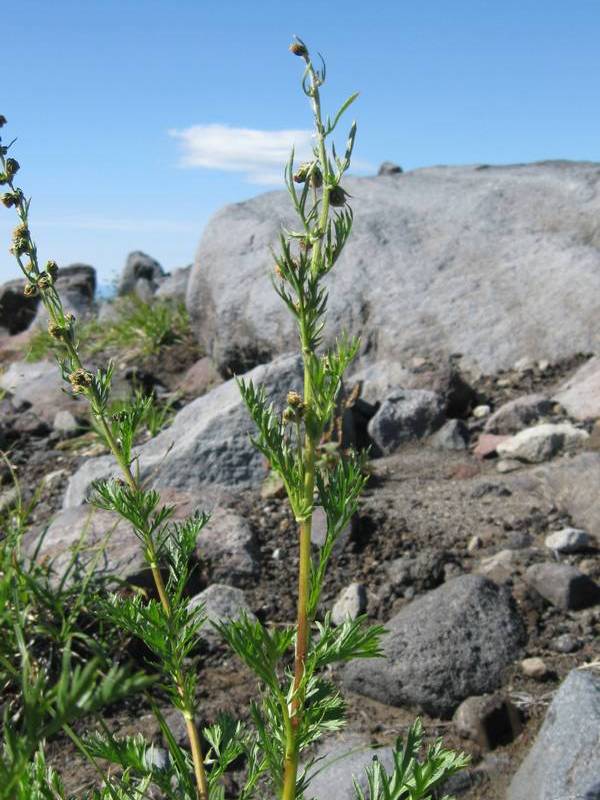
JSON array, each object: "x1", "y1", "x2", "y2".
[
  {"x1": 553, "y1": 356, "x2": 600, "y2": 421},
  {"x1": 496, "y1": 422, "x2": 588, "y2": 463},
  {"x1": 496, "y1": 458, "x2": 523, "y2": 473},
  {"x1": 520, "y1": 657, "x2": 547, "y2": 679},
  {"x1": 545, "y1": 528, "x2": 593, "y2": 554},
  {"x1": 473, "y1": 404, "x2": 491, "y2": 419},
  {"x1": 332, "y1": 583, "x2": 367, "y2": 626}
]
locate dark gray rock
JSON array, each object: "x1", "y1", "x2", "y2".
[
  {"x1": 483, "y1": 394, "x2": 553, "y2": 435},
  {"x1": 0, "y1": 278, "x2": 39, "y2": 333},
  {"x1": 453, "y1": 693, "x2": 521, "y2": 750},
  {"x1": 378, "y1": 161, "x2": 403, "y2": 175},
  {"x1": 431, "y1": 419, "x2": 469, "y2": 450},
  {"x1": 33, "y1": 264, "x2": 96, "y2": 326},
  {"x1": 507, "y1": 669, "x2": 600, "y2": 800},
  {"x1": 118, "y1": 251, "x2": 164, "y2": 297},
  {"x1": 525, "y1": 562, "x2": 600, "y2": 610},
  {"x1": 187, "y1": 163, "x2": 600, "y2": 376},
  {"x1": 155, "y1": 266, "x2": 191, "y2": 302},
  {"x1": 341, "y1": 575, "x2": 525, "y2": 717},
  {"x1": 367, "y1": 389, "x2": 445, "y2": 454},
  {"x1": 63, "y1": 354, "x2": 303, "y2": 507}
]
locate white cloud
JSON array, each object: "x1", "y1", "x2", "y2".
[{"x1": 168, "y1": 123, "x2": 315, "y2": 185}]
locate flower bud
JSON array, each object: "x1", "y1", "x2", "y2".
[
  {"x1": 287, "y1": 390, "x2": 303, "y2": 407},
  {"x1": 293, "y1": 163, "x2": 311, "y2": 183},
  {"x1": 37, "y1": 272, "x2": 52, "y2": 290},
  {"x1": 23, "y1": 282, "x2": 38, "y2": 297},
  {"x1": 0, "y1": 173, "x2": 8, "y2": 185},
  {"x1": 289, "y1": 40, "x2": 308, "y2": 58},
  {"x1": 1, "y1": 191, "x2": 19, "y2": 208},
  {"x1": 11, "y1": 224, "x2": 30, "y2": 256},
  {"x1": 329, "y1": 186, "x2": 349, "y2": 207},
  {"x1": 48, "y1": 322, "x2": 64, "y2": 339},
  {"x1": 5, "y1": 158, "x2": 19, "y2": 177},
  {"x1": 282, "y1": 407, "x2": 296, "y2": 423},
  {"x1": 0, "y1": 115, "x2": 6, "y2": 128},
  {"x1": 68, "y1": 368, "x2": 94, "y2": 393}
]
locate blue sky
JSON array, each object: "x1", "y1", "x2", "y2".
[{"x1": 2, "y1": 0, "x2": 600, "y2": 285}]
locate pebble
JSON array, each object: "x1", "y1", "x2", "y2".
[
  {"x1": 551, "y1": 634, "x2": 581, "y2": 654},
  {"x1": 497, "y1": 458, "x2": 523, "y2": 473},
  {"x1": 473, "y1": 404, "x2": 491, "y2": 419},
  {"x1": 545, "y1": 528, "x2": 593, "y2": 554},
  {"x1": 331, "y1": 582, "x2": 367, "y2": 625},
  {"x1": 520, "y1": 657, "x2": 548, "y2": 679},
  {"x1": 468, "y1": 535, "x2": 482, "y2": 553}
]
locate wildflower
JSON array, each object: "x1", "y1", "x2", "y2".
[
  {"x1": 329, "y1": 186, "x2": 349, "y2": 207},
  {"x1": 23, "y1": 282, "x2": 38, "y2": 297},
  {"x1": 289, "y1": 40, "x2": 308, "y2": 58},
  {"x1": 5, "y1": 158, "x2": 19, "y2": 177},
  {"x1": 46, "y1": 260, "x2": 58, "y2": 279},
  {"x1": 287, "y1": 391, "x2": 303, "y2": 407},
  {"x1": 37, "y1": 271, "x2": 53, "y2": 290},
  {"x1": 68, "y1": 368, "x2": 94, "y2": 393}
]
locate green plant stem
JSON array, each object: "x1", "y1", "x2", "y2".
[{"x1": 281, "y1": 54, "x2": 332, "y2": 800}]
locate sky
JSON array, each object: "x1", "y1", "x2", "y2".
[{"x1": 1, "y1": 0, "x2": 600, "y2": 285}]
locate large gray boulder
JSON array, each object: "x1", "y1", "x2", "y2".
[
  {"x1": 63, "y1": 353, "x2": 303, "y2": 507},
  {"x1": 507, "y1": 669, "x2": 600, "y2": 800},
  {"x1": 553, "y1": 356, "x2": 600, "y2": 421},
  {"x1": 341, "y1": 575, "x2": 525, "y2": 717},
  {"x1": 186, "y1": 162, "x2": 600, "y2": 377},
  {"x1": 33, "y1": 264, "x2": 96, "y2": 327},
  {"x1": 367, "y1": 389, "x2": 445, "y2": 454},
  {"x1": 118, "y1": 251, "x2": 164, "y2": 298},
  {"x1": 0, "y1": 360, "x2": 85, "y2": 423},
  {"x1": 155, "y1": 265, "x2": 191, "y2": 302}
]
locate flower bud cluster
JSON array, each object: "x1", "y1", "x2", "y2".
[
  {"x1": 11, "y1": 223, "x2": 31, "y2": 256},
  {"x1": 68, "y1": 368, "x2": 94, "y2": 393},
  {"x1": 48, "y1": 313, "x2": 75, "y2": 342},
  {"x1": 289, "y1": 40, "x2": 308, "y2": 58},
  {"x1": 1, "y1": 189, "x2": 22, "y2": 208},
  {"x1": 283, "y1": 390, "x2": 307, "y2": 423},
  {"x1": 293, "y1": 162, "x2": 323, "y2": 189}
]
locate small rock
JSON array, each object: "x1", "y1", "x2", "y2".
[
  {"x1": 538, "y1": 359, "x2": 550, "y2": 372},
  {"x1": 0, "y1": 486, "x2": 18, "y2": 513},
  {"x1": 484, "y1": 394, "x2": 553, "y2": 435},
  {"x1": 332, "y1": 583, "x2": 367, "y2": 625},
  {"x1": 552, "y1": 356, "x2": 600, "y2": 421},
  {"x1": 545, "y1": 527, "x2": 593, "y2": 554},
  {"x1": 312, "y1": 505, "x2": 352, "y2": 552},
  {"x1": 520, "y1": 657, "x2": 548, "y2": 679},
  {"x1": 453, "y1": 693, "x2": 522, "y2": 750},
  {"x1": 118, "y1": 251, "x2": 164, "y2": 297},
  {"x1": 144, "y1": 745, "x2": 169, "y2": 771},
  {"x1": 551, "y1": 633, "x2": 581, "y2": 653},
  {"x1": 431, "y1": 419, "x2": 469, "y2": 450},
  {"x1": 176, "y1": 356, "x2": 221, "y2": 398},
  {"x1": 525, "y1": 562, "x2": 600, "y2": 610},
  {"x1": 378, "y1": 161, "x2": 403, "y2": 176},
  {"x1": 514, "y1": 357, "x2": 534, "y2": 373},
  {"x1": 467, "y1": 535, "x2": 482, "y2": 553},
  {"x1": 473, "y1": 404, "x2": 491, "y2": 419},
  {"x1": 496, "y1": 458, "x2": 523, "y2": 473},
  {"x1": 367, "y1": 389, "x2": 445, "y2": 454},
  {"x1": 496, "y1": 422, "x2": 588, "y2": 463},
  {"x1": 52, "y1": 410, "x2": 80, "y2": 438},
  {"x1": 473, "y1": 434, "x2": 510, "y2": 459},
  {"x1": 476, "y1": 550, "x2": 517, "y2": 584},
  {"x1": 188, "y1": 584, "x2": 255, "y2": 650}
]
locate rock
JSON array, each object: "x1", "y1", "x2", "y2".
[
  {"x1": 33, "y1": 264, "x2": 96, "y2": 327},
  {"x1": 64, "y1": 354, "x2": 303, "y2": 507},
  {"x1": 0, "y1": 360, "x2": 84, "y2": 423},
  {"x1": 431, "y1": 419, "x2": 469, "y2": 450},
  {"x1": 545, "y1": 527, "x2": 593, "y2": 554},
  {"x1": 525, "y1": 563, "x2": 600, "y2": 610},
  {"x1": 520, "y1": 657, "x2": 548, "y2": 679},
  {"x1": 553, "y1": 356, "x2": 600, "y2": 420},
  {"x1": 367, "y1": 389, "x2": 445, "y2": 454},
  {"x1": 525, "y1": 452, "x2": 600, "y2": 540},
  {"x1": 385, "y1": 552, "x2": 447, "y2": 594},
  {"x1": 305, "y1": 734, "x2": 395, "y2": 800},
  {"x1": 311, "y1": 505, "x2": 352, "y2": 553},
  {"x1": 0, "y1": 278, "x2": 40, "y2": 334},
  {"x1": 496, "y1": 458, "x2": 522, "y2": 473},
  {"x1": 332, "y1": 583, "x2": 367, "y2": 625},
  {"x1": 188, "y1": 584, "x2": 255, "y2": 649},
  {"x1": 453, "y1": 693, "x2": 521, "y2": 750},
  {"x1": 347, "y1": 360, "x2": 412, "y2": 406},
  {"x1": 475, "y1": 550, "x2": 517, "y2": 584},
  {"x1": 473, "y1": 404, "x2": 491, "y2": 419},
  {"x1": 341, "y1": 575, "x2": 525, "y2": 717},
  {"x1": 0, "y1": 486, "x2": 18, "y2": 513},
  {"x1": 496, "y1": 422, "x2": 588, "y2": 463},
  {"x1": 514, "y1": 356, "x2": 534, "y2": 373},
  {"x1": 197, "y1": 509, "x2": 258, "y2": 584},
  {"x1": 52, "y1": 409, "x2": 80, "y2": 438},
  {"x1": 187, "y1": 163, "x2": 600, "y2": 376},
  {"x1": 507, "y1": 669, "x2": 600, "y2": 800},
  {"x1": 484, "y1": 394, "x2": 553, "y2": 435},
  {"x1": 473, "y1": 433, "x2": 509, "y2": 459},
  {"x1": 467, "y1": 535, "x2": 482, "y2": 553},
  {"x1": 403, "y1": 364, "x2": 476, "y2": 418},
  {"x1": 155, "y1": 265, "x2": 191, "y2": 302},
  {"x1": 24, "y1": 505, "x2": 147, "y2": 587},
  {"x1": 378, "y1": 161, "x2": 403, "y2": 175},
  {"x1": 551, "y1": 633, "x2": 581, "y2": 653},
  {"x1": 175, "y1": 356, "x2": 221, "y2": 398},
  {"x1": 118, "y1": 251, "x2": 164, "y2": 297}
]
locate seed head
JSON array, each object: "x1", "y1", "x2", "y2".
[
  {"x1": 289, "y1": 39, "x2": 308, "y2": 58},
  {"x1": 23, "y1": 282, "x2": 38, "y2": 297},
  {"x1": 11, "y1": 224, "x2": 30, "y2": 256},
  {"x1": 329, "y1": 185, "x2": 349, "y2": 207},
  {"x1": 48, "y1": 321, "x2": 65, "y2": 340},
  {"x1": 5, "y1": 158, "x2": 19, "y2": 177},
  {"x1": 68, "y1": 368, "x2": 94, "y2": 393},
  {"x1": 0, "y1": 173, "x2": 8, "y2": 185},
  {"x1": 37, "y1": 272, "x2": 52, "y2": 290},
  {"x1": 46, "y1": 260, "x2": 59, "y2": 278},
  {"x1": 0, "y1": 115, "x2": 6, "y2": 128},
  {"x1": 282, "y1": 407, "x2": 296, "y2": 424},
  {"x1": 1, "y1": 191, "x2": 19, "y2": 208},
  {"x1": 287, "y1": 390, "x2": 303, "y2": 407}
]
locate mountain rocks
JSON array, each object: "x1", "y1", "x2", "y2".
[
  {"x1": 187, "y1": 163, "x2": 600, "y2": 376},
  {"x1": 155, "y1": 265, "x2": 191, "y2": 302},
  {"x1": 118, "y1": 251, "x2": 165, "y2": 298},
  {"x1": 496, "y1": 422, "x2": 588, "y2": 463},
  {"x1": 507, "y1": 669, "x2": 600, "y2": 800},
  {"x1": 341, "y1": 575, "x2": 525, "y2": 717},
  {"x1": 545, "y1": 527, "x2": 594, "y2": 554},
  {"x1": 483, "y1": 394, "x2": 553, "y2": 435},
  {"x1": 431, "y1": 419, "x2": 469, "y2": 450},
  {"x1": 33, "y1": 264, "x2": 96, "y2": 326},
  {"x1": 367, "y1": 389, "x2": 445, "y2": 454}
]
